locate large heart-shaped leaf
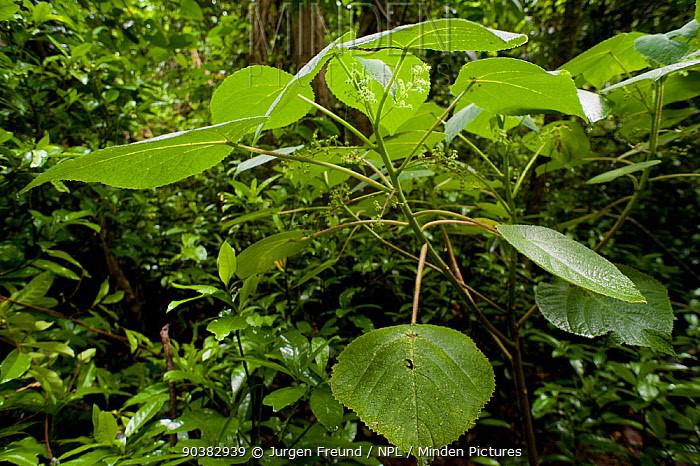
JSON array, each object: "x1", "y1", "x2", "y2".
[
  {"x1": 210, "y1": 65, "x2": 314, "y2": 130},
  {"x1": 497, "y1": 224, "x2": 645, "y2": 303},
  {"x1": 451, "y1": 58, "x2": 585, "y2": 118},
  {"x1": 352, "y1": 18, "x2": 527, "y2": 52},
  {"x1": 535, "y1": 266, "x2": 674, "y2": 354},
  {"x1": 253, "y1": 32, "x2": 354, "y2": 139},
  {"x1": 330, "y1": 324, "x2": 494, "y2": 453},
  {"x1": 21, "y1": 116, "x2": 266, "y2": 192}
]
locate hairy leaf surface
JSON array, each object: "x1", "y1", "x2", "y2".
[
  {"x1": 497, "y1": 225, "x2": 645, "y2": 303},
  {"x1": 535, "y1": 266, "x2": 674, "y2": 353},
  {"x1": 330, "y1": 324, "x2": 494, "y2": 452}
]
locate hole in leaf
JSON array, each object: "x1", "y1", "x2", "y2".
[{"x1": 405, "y1": 358, "x2": 414, "y2": 370}]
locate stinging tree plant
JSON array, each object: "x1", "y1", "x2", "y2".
[{"x1": 22, "y1": 14, "x2": 700, "y2": 465}]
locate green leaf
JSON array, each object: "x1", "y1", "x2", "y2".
[
  {"x1": 92, "y1": 280, "x2": 110, "y2": 306},
  {"x1": 31, "y1": 2, "x2": 51, "y2": 23},
  {"x1": 125, "y1": 399, "x2": 164, "y2": 437},
  {"x1": 0, "y1": 1, "x2": 19, "y2": 21},
  {"x1": 577, "y1": 89, "x2": 612, "y2": 123},
  {"x1": 356, "y1": 56, "x2": 396, "y2": 93},
  {"x1": 124, "y1": 329, "x2": 140, "y2": 354},
  {"x1": 697, "y1": 0, "x2": 700, "y2": 22},
  {"x1": 534, "y1": 266, "x2": 674, "y2": 353},
  {"x1": 1, "y1": 350, "x2": 32, "y2": 383},
  {"x1": 444, "y1": 104, "x2": 483, "y2": 143},
  {"x1": 560, "y1": 33, "x2": 649, "y2": 88},
  {"x1": 586, "y1": 160, "x2": 661, "y2": 184},
  {"x1": 252, "y1": 32, "x2": 354, "y2": 139},
  {"x1": 602, "y1": 58, "x2": 700, "y2": 93},
  {"x1": 211, "y1": 66, "x2": 314, "y2": 130},
  {"x1": 451, "y1": 58, "x2": 585, "y2": 118},
  {"x1": 395, "y1": 102, "x2": 444, "y2": 133},
  {"x1": 310, "y1": 385, "x2": 344, "y2": 430},
  {"x1": 496, "y1": 224, "x2": 645, "y2": 303},
  {"x1": 262, "y1": 386, "x2": 306, "y2": 412},
  {"x1": 180, "y1": 0, "x2": 203, "y2": 20},
  {"x1": 635, "y1": 34, "x2": 689, "y2": 66},
  {"x1": 207, "y1": 315, "x2": 247, "y2": 341},
  {"x1": 92, "y1": 405, "x2": 119, "y2": 444},
  {"x1": 446, "y1": 104, "x2": 532, "y2": 141},
  {"x1": 294, "y1": 259, "x2": 337, "y2": 288},
  {"x1": 216, "y1": 241, "x2": 237, "y2": 286},
  {"x1": 236, "y1": 231, "x2": 309, "y2": 279},
  {"x1": 0, "y1": 437, "x2": 44, "y2": 466},
  {"x1": 353, "y1": 18, "x2": 527, "y2": 51},
  {"x1": 239, "y1": 275, "x2": 259, "y2": 307},
  {"x1": 33, "y1": 259, "x2": 80, "y2": 280},
  {"x1": 330, "y1": 324, "x2": 494, "y2": 453},
  {"x1": 326, "y1": 50, "x2": 430, "y2": 134},
  {"x1": 0, "y1": 272, "x2": 53, "y2": 313},
  {"x1": 26, "y1": 342, "x2": 75, "y2": 357},
  {"x1": 21, "y1": 116, "x2": 266, "y2": 192}
]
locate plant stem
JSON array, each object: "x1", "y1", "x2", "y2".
[
  {"x1": 512, "y1": 337, "x2": 539, "y2": 466},
  {"x1": 649, "y1": 173, "x2": 700, "y2": 182},
  {"x1": 373, "y1": 90, "x2": 513, "y2": 349},
  {"x1": 455, "y1": 133, "x2": 504, "y2": 177},
  {"x1": 500, "y1": 127, "x2": 539, "y2": 465},
  {"x1": 595, "y1": 78, "x2": 665, "y2": 251},
  {"x1": 159, "y1": 324, "x2": 178, "y2": 446},
  {"x1": 236, "y1": 143, "x2": 391, "y2": 193},
  {"x1": 420, "y1": 218, "x2": 498, "y2": 234},
  {"x1": 296, "y1": 94, "x2": 376, "y2": 148},
  {"x1": 516, "y1": 304, "x2": 538, "y2": 328},
  {"x1": 411, "y1": 244, "x2": 429, "y2": 324},
  {"x1": 512, "y1": 143, "x2": 545, "y2": 199},
  {"x1": 306, "y1": 219, "x2": 408, "y2": 238}
]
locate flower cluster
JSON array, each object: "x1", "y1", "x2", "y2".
[{"x1": 392, "y1": 63, "x2": 431, "y2": 109}]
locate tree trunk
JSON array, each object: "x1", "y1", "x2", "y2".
[
  {"x1": 250, "y1": 0, "x2": 276, "y2": 65},
  {"x1": 292, "y1": 1, "x2": 332, "y2": 109}
]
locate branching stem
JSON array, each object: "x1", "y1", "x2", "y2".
[{"x1": 595, "y1": 78, "x2": 665, "y2": 251}]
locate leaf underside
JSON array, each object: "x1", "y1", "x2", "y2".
[
  {"x1": 21, "y1": 116, "x2": 266, "y2": 192},
  {"x1": 535, "y1": 266, "x2": 674, "y2": 353}
]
